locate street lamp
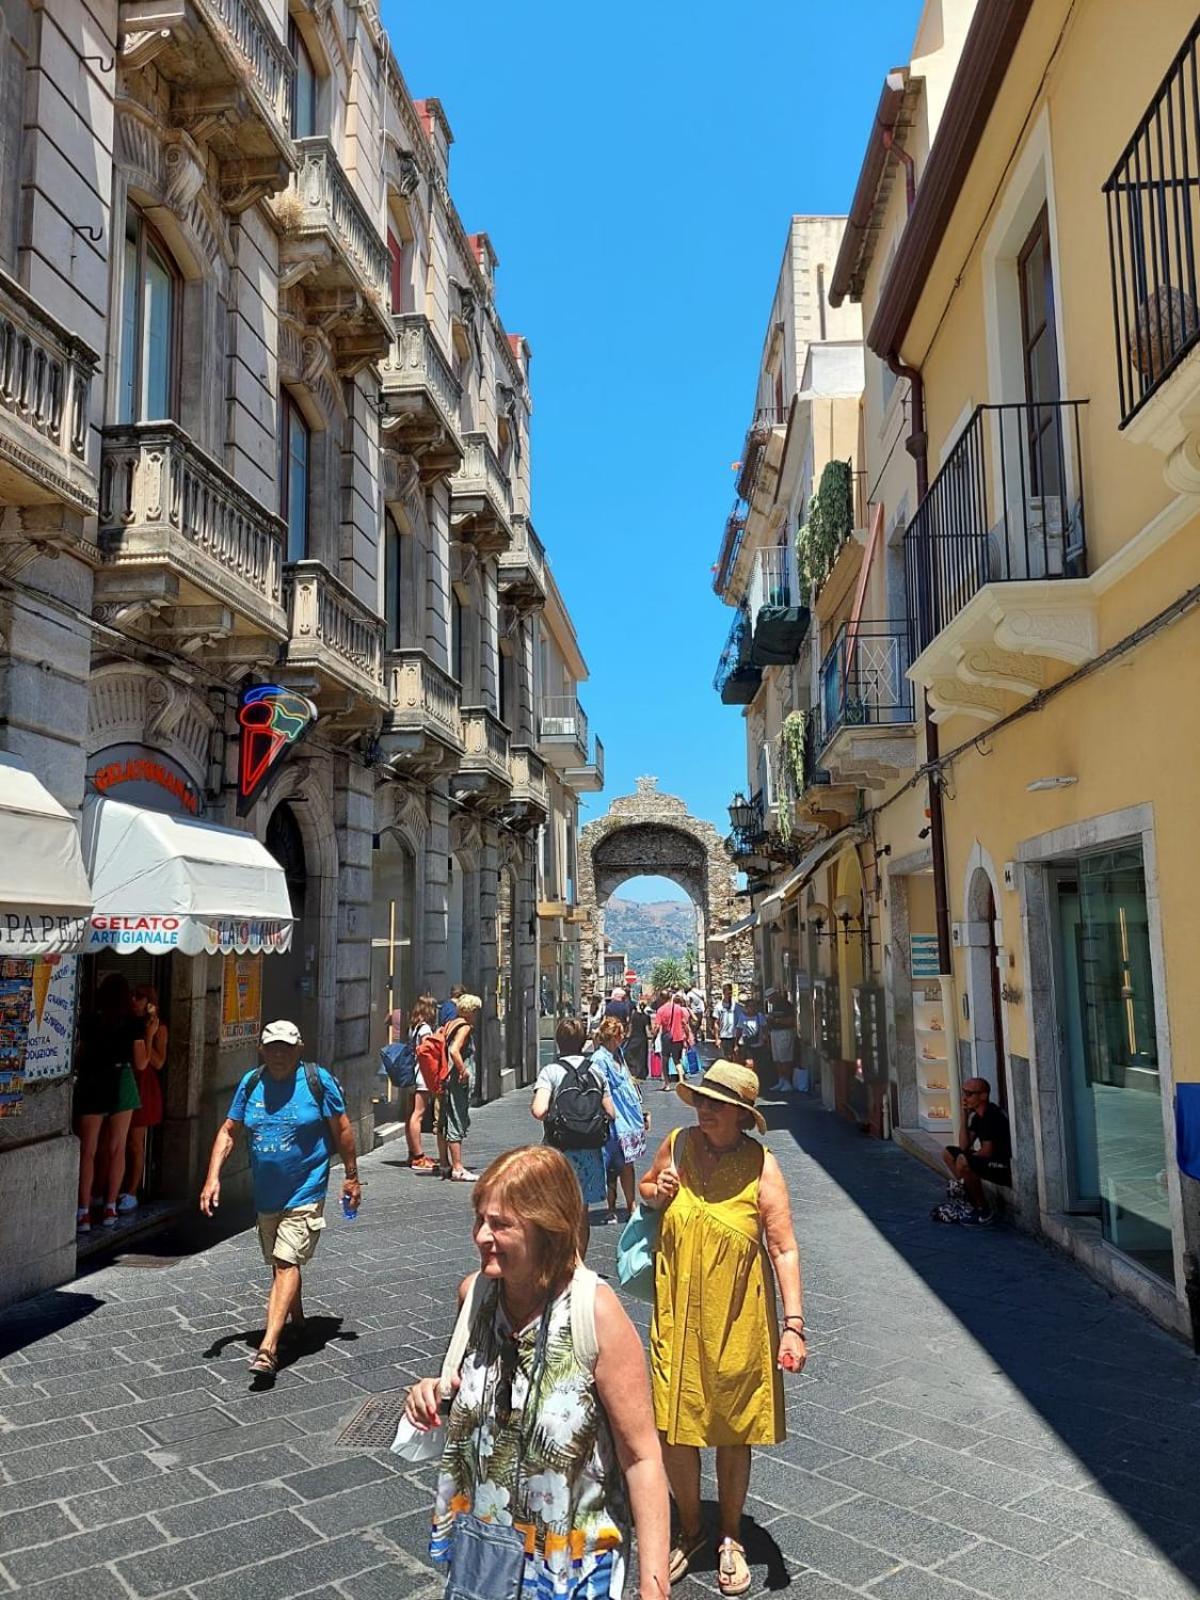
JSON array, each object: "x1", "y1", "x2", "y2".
[{"x1": 729, "y1": 792, "x2": 759, "y2": 835}]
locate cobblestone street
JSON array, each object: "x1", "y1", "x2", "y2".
[{"x1": 0, "y1": 1085, "x2": 1198, "y2": 1599}]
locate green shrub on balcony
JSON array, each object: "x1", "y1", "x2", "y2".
[{"x1": 796, "y1": 459, "x2": 854, "y2": 600}]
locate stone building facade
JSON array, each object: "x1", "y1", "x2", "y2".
[{"x1": 0, "y1": 0, "x2": 594, "y2": 1306}]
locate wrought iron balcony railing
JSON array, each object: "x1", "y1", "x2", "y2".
[
  {"x1": 1104, "y1": 16, "x2": 1200, "y2": 427},
  {"x1": 714, "y1": 608, "x2": 762, "y2": 704},
  {"x1": 818, "y1": 621, "x2": 915, "y2": 749},
  {"x1": 904, "y1": 400, "x2": 1088, "y2": 657}
]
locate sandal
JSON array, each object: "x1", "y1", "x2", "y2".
[
  {"x1": 668, "y1": 1528, "x2": 706, "y2": 1583},
  {"x1": 717, "y1": 1537, "x2": 751, "y2": 1596},
  {"x1": 248, "y1": 1348, "x2": 278, "y2": 1376},
  {"x1": 449, "y1": 1168, "x2": 478, "y2": 1182}
]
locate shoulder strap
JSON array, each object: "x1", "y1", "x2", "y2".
[
  {"x1": 439, "y1": 1270, "x2": 490, "y2": 1399},
  {"x1": 569, "y1": 1266, "x2": 600, "y2": 1373},
  {"x1": 243, "y1": 1065, "x2": 265, "y2": 1097},
  {"x1": 303, "y1": 1060, "x2": 326, "y2": 1113}
]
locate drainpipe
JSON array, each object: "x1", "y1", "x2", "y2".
[
  {"x1": 883, "y1": 128, "x2": 916, "y2": 216},
  {"x1": 888, "y1": 352, "x2": 951, "y2": 981}
]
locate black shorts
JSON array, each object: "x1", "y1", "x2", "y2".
[{"x1": 947, "y1": 1146, "x2": 1011, "y2": 1183}]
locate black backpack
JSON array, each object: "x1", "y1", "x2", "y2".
[{"x1": 545, "y1": 1058, "x2": 608, "y2": 1151}]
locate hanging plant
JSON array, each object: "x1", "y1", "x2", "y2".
[
  {"x1": 776, "y1": 790, "x2": 792, "y2": 841},
  {"x1": 780, "y1": 711, "x2": 807, "y2": 796},
  {"x1": 797, "y1": 459, "x2": 855, "y2": 598}
]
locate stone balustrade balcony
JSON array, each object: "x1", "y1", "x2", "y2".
[
  {"x1": 454, "y1": 705, "x2": 512, "y2": 805},
  {"x1": 381, "y1": 647, "x2": 464, "y2": 777},
  {"x1": 276, "y1": 137, "x2": 392, "y2": 367},
  {"x1": 117, "y1": 0, "x2": 295, "y2": 206},
  {"x1": 499, "y1": 514, "x2": 547, "y2": 611},
  {"x1": 449, "y1": 431, "x2": 514, "y2": 555},
  {"x1": 380, "y1": 314, "x2": 464, "y2": 485},
  {"x1": 0, "y1": 270, "x2": 98, "y2": 517},
  {"x1": 508, "y1": 743, "x2": 550, "y2": 827},
  {"x1": 283, "y1": 559, "x2": 386, "y2": 718},
  {"x1": 96, "y1": 421, "x2": 286, "y2": 655}
]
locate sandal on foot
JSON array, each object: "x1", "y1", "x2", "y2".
[
  {"x1": 717, "y1": 1537, "x2": 751, "y2": 1596},
  {"x1": 248, "y1": 1348, "x2": 278, "y2": 1375},
  {"x1": 668, "y1": 1528, "x2": 706, "y2": 1583}
]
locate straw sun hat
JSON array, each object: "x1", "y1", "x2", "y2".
[{"x1": 676, "y1": 1060, "x2": 766, "y2": 1134}]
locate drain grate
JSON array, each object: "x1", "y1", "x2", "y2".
[
  {"x1": 111, "y1": 1253, "x2": 183, "y2": 1269},
  {"x1": 336, "y1": 1391, "x2": 407, "y2": 1448}
]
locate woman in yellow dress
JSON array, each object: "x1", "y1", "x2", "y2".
[{"x1": 638, "y1": 1060, "x2": 806, "y2": 1597}]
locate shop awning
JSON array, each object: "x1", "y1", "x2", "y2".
[
  {"x1": 758, "y1": 826, "x2": 867, "y2": 920},
  {"x1": 82, "y1": 797, "x2": 293, "y2": 956},
  {"x1": 709, "y1": 911, "x2": 760, "y2": 946},
  {"x1": 0, "y1": 754, "x2": 92, "y2": 956}
]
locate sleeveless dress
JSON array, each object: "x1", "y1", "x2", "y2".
[
  {"x1": 431, "y1": 1279, "x2": 630, "y2": 1597},
  {"x1": 650, "y1": 1128, "x2": 785, "y2": 1447}
]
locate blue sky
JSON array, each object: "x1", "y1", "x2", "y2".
[{"x1": 385, "y1": 0, "x2": 920, "y2": 896}]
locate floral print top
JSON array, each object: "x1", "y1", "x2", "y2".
[{"x1": 431, "y1": 1277, "x2": 629, "y2": 1597}]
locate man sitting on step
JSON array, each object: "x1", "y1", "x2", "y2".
[{"x1": 935, "y1": 1078, "x2": 1012, "y2": 1226}]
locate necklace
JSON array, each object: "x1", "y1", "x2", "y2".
[{"x1": 699, "y1": 1130, "x2": 741, "y2": 1159}]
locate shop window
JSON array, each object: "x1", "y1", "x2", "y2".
[
  {"x1": 279, "y1": 391, "x2": 310, "y2": 563},
  {"x1": 117, "y1": 211, "x2": 178, "y2": 424},
  {"x1": 289, "y1": 18, "x2": 318, "y2": 139}
]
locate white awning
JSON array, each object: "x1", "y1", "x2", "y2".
[
  {"x1": 0, "y1": 754, "x2": 92, "y2": 956},
  {"x1": 709, "y1": 911, "x2": 759, "y2": 947},
  {"x1": 758, "y1": 827, "x2": 867, "y2": 920},
  {"x1": 82, "y1": 797, "x2": 293, "y2": 956}
]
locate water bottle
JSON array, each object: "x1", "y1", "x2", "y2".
[{"x1": 341, "y1": 1192, "x2": 358, "y2": 1220}]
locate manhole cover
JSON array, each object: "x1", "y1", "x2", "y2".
[
  {"x1": 112, "y1": 1254, "x2": 182, "y2": 1269},
  {"x1": 337, "y1": 1392, "x2": 406, "y2": 1448}
]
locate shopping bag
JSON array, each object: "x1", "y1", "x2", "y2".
[
  {"x1": 684, "y1": 1047, "x2": 701, "y2": 1076},
  {"x1": 650, "y1": 1050, "x2": 662, "y2": 1080},
  {"x1": 617, "y1": 1204, "x2": 660, "y2": 1302}
]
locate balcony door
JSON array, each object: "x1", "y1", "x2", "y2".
[{"x1": 1017, "y1": 206, "x2": 1063, "y2": 500}]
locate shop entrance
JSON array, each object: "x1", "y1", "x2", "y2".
[
  {"x1": 1050, "y1": 844, "x2": 1171, "y2": 1281},
  {"x1": 262, "y1": 803, "x2": 317, "y2": 1046}
]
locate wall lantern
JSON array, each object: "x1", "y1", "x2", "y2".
[
  {"x1": 728, "y1": 792, "x2": 759, "y2": 835},
  {"x1": 833, "y1": 892, "x2": 869, "y2": 948}
]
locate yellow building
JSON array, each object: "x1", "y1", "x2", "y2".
[{"x1": 824, "y1": 0, "x2": 1200, "y2": 1337}]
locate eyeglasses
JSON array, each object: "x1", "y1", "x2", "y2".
[{"x1": 495, "y1": 1334, "x2": 518, "y2": 1427}]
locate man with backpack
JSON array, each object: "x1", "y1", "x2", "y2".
[
  {"x1": 199, "y1": 1019, "x2": 360, "y2": 1381},
  {"x1": 531, "y1": 1016, "x2": 617, "y2": 1255}
]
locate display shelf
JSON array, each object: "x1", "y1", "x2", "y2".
[{"x1": 919, "y1": 1109, "x2": 953, "y2": 1131}]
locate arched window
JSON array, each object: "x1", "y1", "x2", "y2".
[
  {"x1": 279, "y1": 391, "x2": 310, "y2": 562},
  {"x1": 117, "y1": 210, "x2": 177, "y2": 423},
  {"x1": 289, "y1": 18, "x2": 318, "y2": 138}
]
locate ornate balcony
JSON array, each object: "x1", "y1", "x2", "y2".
[
  {"x1": 453, "y1": 706, "x2": 512, "y2": 806},
  {"x1": 117, "y1": 0, "x2": 294, "y2": 207},
  {"x1": 498, "y1": 515, "x2": 547, "y2": 611},
  {"x1": 816, "y1": 621, "x2": 918, "y2": 789},
  {"x1": 0, "y1": 271, "x2": 97, "y2": 518},
  {"x1": 282, "y1": 560, "x2": 385, "y2": 719},
  {"x1": 537, "y1": 694, "x2": 589, "y2": 769},
  {"x1": 275, "y1": 138, "x2": 391, "y2": 368},
  {"x1": 380, "y1": 314, "x2": 464, "y2": 485},
  {"x1": 904, "y1": 400, "x2": 1094, "y2": 727},
  {"x1": 508, "y1": 744, "x2": 550, "y2": 828},
  {"x1": 381, "y1": 648, "x2": 463, "y2": 778},
  {"x1": 714, "y1": 609, "x2": 762, "y2": 706},
  {"x1": 449, "y1": 431, "x2": 514, "y2": 555},
  {"x1": 96, "y1": 422, "x2": 285, "y2": 655}
]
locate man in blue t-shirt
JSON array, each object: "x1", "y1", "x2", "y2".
[{"x1": 200, "y1": 1019, "x2": 361, "y2": 1378}]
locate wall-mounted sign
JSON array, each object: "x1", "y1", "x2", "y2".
[
  {"x1": 910, "y1": 934, "x2": 941, "y2": 980},
  {"x1": 220, "y1": 951, "x2": 263, "y2": 1046},
  {"x1": 24, "y1": 955, "x2": 77, "y2": 1082},
  {"x1": 0, "y1": 959, "x2": 32, "y2": 1115},
  {"x1": 90, "y1": 744, "x2": 202, "y2": 817},
  {"x1": 237, "y1": 684, "x2": 318, "y2": 816}
]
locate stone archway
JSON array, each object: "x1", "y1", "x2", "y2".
[{"x1": 579, "y1": 777, "x2": 741, "y2": 997}]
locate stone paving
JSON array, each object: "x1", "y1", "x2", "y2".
[{"x1": 0, "y1": 1083, "x2": 1198, "y2": 1599}]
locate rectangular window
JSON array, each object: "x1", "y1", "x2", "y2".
[
  {"x1": 388, "y1": 231, "x2": 406, "y2": 314},
  {"x1": 143, "y1": 243, "x2": 173, "y2": 422},
  {"x1": 118, "y1": 213, "x2": 176, "y2": 425},
  {"x1": 117, "y1": 227, "x2": 139, "y2": 425},
  {"x1": 280, "y1": 393, "x2": 309, "y2": 563},
  {"x1": 498, "y1": 649, "x2": 511, "y2": 727},
  {"x1": 289, "y1": 20, "x2": 317, "y2": 139},
  {"x1": 451, "y1": 593, "x2": 464, "y2": 685},
  {"x1": 384, "y1": 516, "x2": 400, "y2": 651}
]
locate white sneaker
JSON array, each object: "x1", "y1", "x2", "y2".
[
  {"x1": 101, "y1": 1207, "x2": 119, "y2": 1228},
  {"x1": 76, "y1": 1208, "x2": 91, "y2": 1234},
  {"x1": 116, "y1": 1193, "x2": 139, "y2": 1213}
]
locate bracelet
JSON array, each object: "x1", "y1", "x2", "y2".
[{"x1": 783, "y1": 1316, "x2": 807, "y2": 1334}]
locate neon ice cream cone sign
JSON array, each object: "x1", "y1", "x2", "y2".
[{"x1": 236, "y1": 684, "x2": 318, "y2": 816}]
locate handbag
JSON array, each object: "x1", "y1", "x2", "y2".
[{"x1": 617, "y1": 1202, "x2": 660, "y2": 1302}]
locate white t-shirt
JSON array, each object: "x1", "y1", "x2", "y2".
[
  {"x1": 535, "y1": 1055, "x2": 607, "y2": 1100},
  {"x1": 716, "y1": 1000, "x2": 747, "y2": 1039},
  {"x1": 411, "y1": 1021, "x2": 434, "y2": 1092}
]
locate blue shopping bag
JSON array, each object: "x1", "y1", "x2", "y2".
[
  {"x1": 684, "y1": 1046, "x2": 701, "y2": 1076},
  {"x1": 617, "y1": 1204, "x2": 660, "y2": 1302}
]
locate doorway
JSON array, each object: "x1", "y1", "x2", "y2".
[
  {"x1": 1050, "y1": 844, "x2": 1171, "y2": 1280},
  {"x1": 80, "y1": 951, "x2": 173, "y2": 1204},
  {"x1": 370, "y1": 837, "x2": 417, "y2": 1078},
  {"x1": 262, "y1": 803, "x2": 317, "y2": 1047}
]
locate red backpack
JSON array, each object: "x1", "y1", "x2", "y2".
[{"x1": 416, "y1": 1021, "x2": 465, "y2": 1093}]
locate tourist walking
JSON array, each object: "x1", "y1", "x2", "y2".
[
  {"x1": 404, "y1": 995, "x2": 438, "y2": 1171},
  {"x1": 713, "y1": 983, "x2": 747, "y2": 1053},
  {"x1": 438, "y1": 994, "x2": 481, "y2": 1182},
  {"x1": 653, "y1": 991, "x2": 691, "y2": 1090},
  {"x1": 532, "y1": 1016, "x2": 616, "y2": 1257},
  {"x1": 625, "y1": 997, "x2": 651, "y2": 1080},
  {"x1": 587, "y1": 992, "x2": 605, "y2": 1037},
  {"x1": 118, "y1": 982, "x2": 168, "y2": 1212},
  {"x1": 404, "y1": 1146, "x2": 670, "y2": 1599},
  {"x1": 639, "y1": 1060, "x2": 806, "y2": 1595},
  {"x1": 592, "y1": 1015, "x2": 648, "y2": 1224},
  {"x1": 605, "y1": 986, "x2": 633, "y2": 1026},
  {"x1": 74, "y1": 973, "x2": 146, "y2": 1233},
  {"x1": 199, "y1": 1019, "x2": 360, "y2": 1380}
]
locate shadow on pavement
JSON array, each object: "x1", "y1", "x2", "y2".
[
  {"x1": 0, "y1": 1288, "x2": 103, "y2": 1359},
  {"x1": 759, "y1": 1089, "x2": 1200, "y2": 1579},
  {"x1": 201, "y1": 1313, "x2": 359, "y2": 1389}
]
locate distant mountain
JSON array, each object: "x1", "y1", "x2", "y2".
[{"x1": 603, "y1": 897, "x2": 697, "y2": 977}]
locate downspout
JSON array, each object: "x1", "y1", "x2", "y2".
[
  {"x1": 882, "y1": 128, "x2": 916, "y2": 215},
  {"x1": 887, "y1": 352, "x2": 952, "y2": 981}
]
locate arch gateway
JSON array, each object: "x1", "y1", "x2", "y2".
[{"x1": 578, "y1": 777, "x2": 750, "y2": 998}]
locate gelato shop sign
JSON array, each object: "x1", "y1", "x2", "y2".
[{"x1": 88, "y1": 915, "x2": 182, "y2": 949}]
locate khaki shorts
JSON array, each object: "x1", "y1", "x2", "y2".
[{"x1": 256, "y1": 1201, "x2": 325, "y2": 1267}]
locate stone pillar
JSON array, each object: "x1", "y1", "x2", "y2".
[
  {"x1": 334, "y1": 752, "x2": 375, "y2": 1144},
  {"x1": 424, "y1": 789, "x2": 451, "y2": 1000},
  {"x1": 478, "y1": 826, "x2": 500, "y2": 1101}
]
